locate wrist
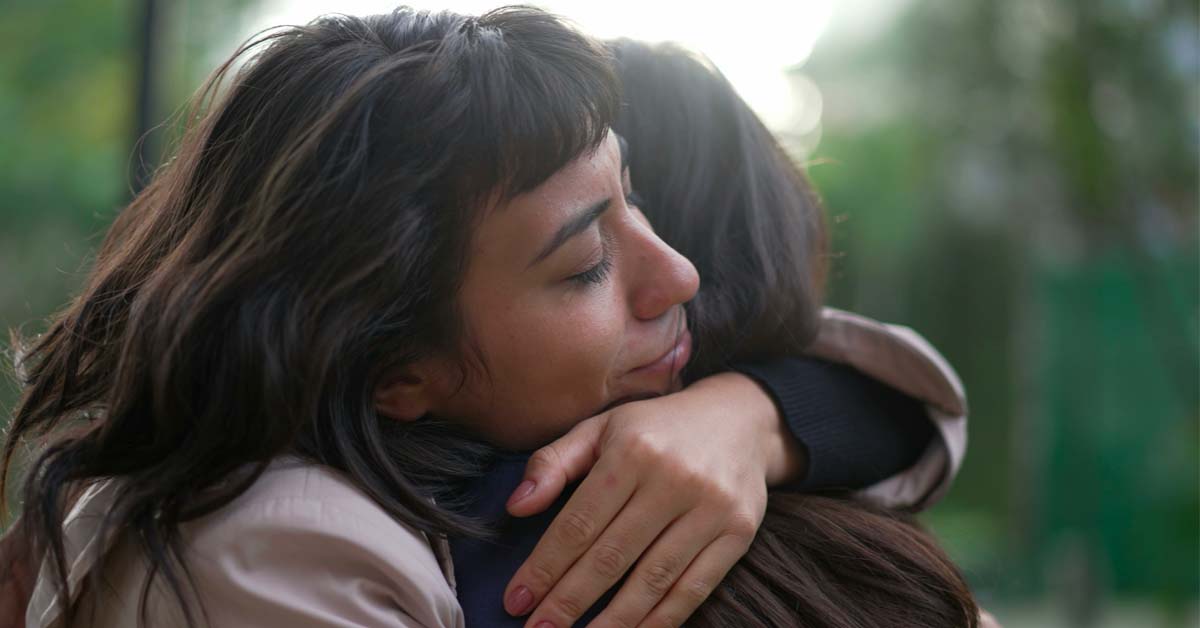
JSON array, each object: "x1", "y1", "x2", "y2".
[{"x1": 694, "y1": 372, "x2": 807, "y2": 486}]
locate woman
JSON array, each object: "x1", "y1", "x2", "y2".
[
  {"x1": 450, "y1": 39, "x2": 976, "y2": 628},
  {"x1": 2, "y1": 7, "x2": 968, "y2": 627}
]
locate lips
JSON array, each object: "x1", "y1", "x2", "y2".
[{"x1": 627, "y1": 327, "x2": 693, "y2": 379}]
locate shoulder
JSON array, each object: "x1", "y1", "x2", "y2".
[
  {"x1": 809, "y1": 307, "x2": 965, "y2": 417},
  {"x1": 191, "y1": 458, "x2": 426, "y2": 544},
  {"x1": 179, "y1": 459, "x2": 463, "y2": 627},
  {"x1": 27, "y1": 459, "x2": 464, "y2": 628},
  {"x1": 808, "y1": 307, "x2": 968, "y2": 509}
]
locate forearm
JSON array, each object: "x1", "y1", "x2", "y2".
[
  {"x1": 732, "y1": 356, "x2": 935, "y2": 490},
  {"x1": 684, "y1": 371, "x2": 807, "y2": 487}
]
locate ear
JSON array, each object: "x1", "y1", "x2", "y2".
[{"x1": 375, "y1": 366, "x2": 441, "y2": 422}]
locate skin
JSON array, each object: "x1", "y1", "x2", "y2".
[{"x1": 379, "y1": 131, "x2": 805, "y2": 628}]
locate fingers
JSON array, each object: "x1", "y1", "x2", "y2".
[
  {"x1": 583, "y1": 510, "x2": 724, "y2": 628},
  {"x1": 507, "y1": 415, "x2": 608, "y2": 517},
  {"x1": 521, "y1": 490, "x2": 689, "y2": 628},
  {"x1": 504, "y1": 452, "x2": 638, "y2": 617},
  {"x1": 635, "y1": 531, "x2": 754, "y2": 628}
]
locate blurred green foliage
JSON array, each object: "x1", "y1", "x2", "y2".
[
  {"x1": 0, "y1": 0, "x2": 252, "y2": 415},
  {"x1": 0, "y1": 0, "x2": 1196, "y2": 623},
  {"x1": 803, "y1": 0, "x2": 1199, "y2": 619},
  {"x1": 1, "y1": 0, "x2": 136, "y2": 422},
  {"x1": 0, "y1": 0, "x2": 132, "y2": 230}
]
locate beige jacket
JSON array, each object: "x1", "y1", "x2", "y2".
[
  {"x1": 810, "y1": 308, "x2": 967, "y2": 510},
  {"x1": 25, "y1": 308, "x2": 968, "y2": 628}
]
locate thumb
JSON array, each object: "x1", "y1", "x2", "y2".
[{"x1": 506, "y1": 413, "x2": 608, "y2": 517}]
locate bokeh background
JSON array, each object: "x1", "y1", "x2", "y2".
[{"x1": 1, "y1": 0, "x2": 1196, "y2": 626}]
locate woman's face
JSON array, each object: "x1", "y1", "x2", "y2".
[{"x1": 419, "y1": 131, "x2": 700, "y2": 450}]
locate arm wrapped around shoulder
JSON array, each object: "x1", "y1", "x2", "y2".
[{"x1": 806, "y1": 308, "x2": 969, "y2": 511}]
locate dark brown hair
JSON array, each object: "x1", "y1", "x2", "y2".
[
  {"x1": 610, "y1": 41, "x2": 829, "y2": 378},
  {"x1": 609, "y1": 39, "x2": 979, "y2": 627},
  {"x1": 694, "y1": 494, "x2": 978, "y2": 627},
  {"x1": 2, "y1": 7, "x2": 617, "y2": 626}
]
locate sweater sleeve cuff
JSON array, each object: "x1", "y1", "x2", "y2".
[{"x1": 730, "y1": 357, "x2": 934, "y2": 491}]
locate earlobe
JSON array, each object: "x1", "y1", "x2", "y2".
[{"x1": 374, "y1": 370, "x2": 436, "y2": 422}]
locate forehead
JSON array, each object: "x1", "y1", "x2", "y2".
[{"x1": 470, "y1": 132, "x2": 623, "y2": 265}]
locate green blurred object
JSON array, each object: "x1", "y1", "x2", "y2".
[
  {"x1": 1035, "y1": 249, "x2": 1198, "y2": 604},
  {"x1": 803, "y1": 0, "x2": 1198, "y2": 621}
]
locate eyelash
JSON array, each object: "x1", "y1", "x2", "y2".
[
  {"x1": 569, "y1": 255, "x2": 613, "y2": 286},
  {"x1": 566, "y1": 190, "x2": 642, "y2": 287}
]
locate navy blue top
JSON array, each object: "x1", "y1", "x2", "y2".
[
  {"x1": 450, "y1": 455, "x2": 612, "y2": 627},
  {"x1": 450, "y1": 355, "x2": 934, "y2": 626}
]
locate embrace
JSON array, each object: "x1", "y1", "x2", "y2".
[{"x1": 2, "y1": 6, "x2": 999, "y2": 628}]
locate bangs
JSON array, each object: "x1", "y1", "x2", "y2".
[
  {"x1": 306, "y1": 7, "x2": 619, "y2": 214},
  {"x1": 446, "y1": 6, "x2": 620, "y2": 207}
]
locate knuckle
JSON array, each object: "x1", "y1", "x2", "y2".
[
  {"x1": 528, "y1": 447, "x2": 560, "y2": 473},
  {"x1": 548, "y1": 591, "x2": 587, "y2": 620},
  {"x1": 555, "y1": 510, "x2": 597, "y2": 547},
  {"x1": 525, "y1": 560, "x2": 557, "y2": 592},
  {"x1": 709, "y1": 483, "x2": 741, "y2": 507},
  {"x1": 724, "y1": 512, "x2": 760, "y2": 543},
  {"x1": 711, "y1": 495, "x2": 741, "y2": 516},
  {"x1": 625, "y1": 432, "x2": 668, "y2": 461},
  {"x1": 591, "y1": 543, "x2": 629, "y2": 580},
  {"x1": 640, "y1": 557, "x2": 680, "y2": 597},
  {"x1": 665, "y1": 457, "x2": 705, "y2": 484},
  {"x1": 681, "y1": 577, "x2": 715, "y2": 607}
]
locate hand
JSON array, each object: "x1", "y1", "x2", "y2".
[{"x1": 501, "y1": 372, "x2": 807, "y2": 628}]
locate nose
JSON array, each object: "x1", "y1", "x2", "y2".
[{"x1": 625, "y1": 216, "x2": 700, "y2": 321}]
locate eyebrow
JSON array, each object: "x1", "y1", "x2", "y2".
[
  {"x1": 527, "y1": 135, "x2": 631, "y2": 269},
  {"x1": 528, "y1": 197, "x2": 612, "y2": 268}
]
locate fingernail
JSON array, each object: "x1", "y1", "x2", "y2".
[
  {"x1": 505, "y1": 585, "x2": 533, "y2": 616},
  {"x1": 534, "y1": 622, "x2": 556, "y2": 628},
  {"x1": 507, "y1": 480, "x2": 536, "y2": 507}
]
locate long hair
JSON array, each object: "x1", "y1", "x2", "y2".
[
  {"x1": 1, "y1": 7, "x2": 617, "y2": 626},
  {"x1": 610, "y1": 41, "x2": 829, "y2": 378},
  {"x1": 609, "y1": 40, "x2": 979, "y2": 627}
]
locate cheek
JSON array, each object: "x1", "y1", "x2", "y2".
[
  {"x1": 455, "y1": 286, "x2": 627, "y2": 447},
  {"x1": 488, "y1": 291, "x2": 625, "y2": 399}
]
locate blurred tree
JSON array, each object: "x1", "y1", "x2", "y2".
[
  {"x1": 0, "y1": 0, "x2": 255, "y2": 482},
  {"x1": 803, "y1": 0, "x2": 1198, "y2": 616}
]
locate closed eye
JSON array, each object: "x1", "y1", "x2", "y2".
[{"x1": 568, "y1": 255, "x2": 613, "y2": 286}]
